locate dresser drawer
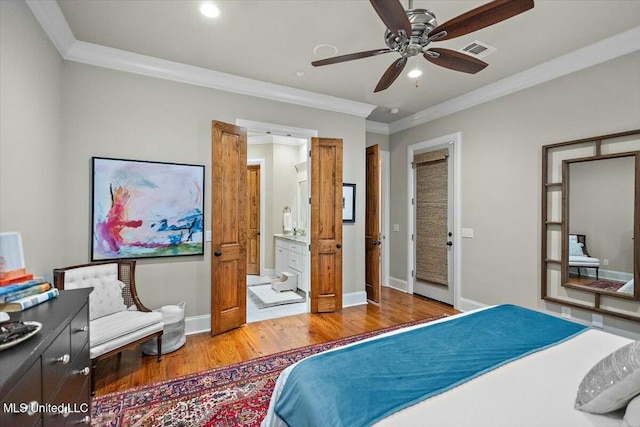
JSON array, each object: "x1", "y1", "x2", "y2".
[
  {"x1": 288, "y1": 252, "x2": 303, "y2": 272},
  {"x1": 42, "y1": 324, "x2": 71, "y2": 401},
  {"x1": 0, "y1": 358, "x2": 42, "y2": 427},
  {"x1": 43, "y1": 342, "x2": 91, "y2": 427},
  {"x1": 70, "y1": 304, "x2": 89, "y2": 358},
  {"x1": 288, "y1": 242, "x2": 303, "y2": 254}
]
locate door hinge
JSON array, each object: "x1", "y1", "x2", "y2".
[
  {"x1": 309, "y1": 197, "x2": 311, "y2": 204},
  {"x1": 412, "y1": 234, "x2": 414, "y2": 241},
  {"x1": 411, "y1": 198, "x2": 414, "y2": 205},
  {"x1": 308, "y1": 244, "x2": 311, "y2": 251},
  {"x1": 412, "y1": 270, "x2": 415, "y2": 278},
  {"x1": 309, "y1": 150, "x2": 311, "y2": 157}
]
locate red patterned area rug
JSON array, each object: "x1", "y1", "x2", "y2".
[
  {"x1": 91, "y1": 315, "x2": 446, "y2": 427},
  {"x1": 582, "y1": 279, "x2": 625, "y2": 291}
]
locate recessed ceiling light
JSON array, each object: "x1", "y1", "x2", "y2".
[
  {"x1": 390, "y1": 107, "x2": 400, "y2": 114},
  {"x1": 313, "y1": 44, "x2": 338, "y2": 58},
  {"x1": 200, "y1": 2, "x2": 220, "y2": 18},
  {"x1": 296, "y1": 70, "x2": 305, "y2": 77},
  {"x1": 407, "y1": 68, "x2": 422, "y2": 78}
]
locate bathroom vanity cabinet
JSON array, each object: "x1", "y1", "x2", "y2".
[{"x1": 274, "y1": 235, "x2": 308, "y2": 293}]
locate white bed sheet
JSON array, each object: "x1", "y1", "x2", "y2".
[{"x1": 262, "y1": 309, "x2": 632, "y2": 427}]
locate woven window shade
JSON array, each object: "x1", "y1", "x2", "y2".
[{"x1": 415, "y1": 149, "x2": 448, "y2": 286}]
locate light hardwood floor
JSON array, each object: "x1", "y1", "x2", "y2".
[{"x1": 94, "y1": 287, "x2": 458, "y2": 396}]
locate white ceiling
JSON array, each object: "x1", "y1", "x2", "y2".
[{"x1": 54, "y1": 0, "x2": 640, "y2": 124}]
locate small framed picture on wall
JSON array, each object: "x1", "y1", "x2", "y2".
[{"x1": 343, "y1": 183, "x2": 355, "y2": 223}]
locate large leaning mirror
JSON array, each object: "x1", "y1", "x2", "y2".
[{"x1": 542, "y1": 129, "x2": 640, "y2": 322}]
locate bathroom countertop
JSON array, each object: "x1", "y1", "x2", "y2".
[{"x1": 274, "y1": 234, "x2": 308, "y2": 244}]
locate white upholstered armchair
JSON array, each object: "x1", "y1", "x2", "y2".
[
  {"x1": 568, "y1": 234, "x2": 600, "y2": 280},
  {"x1": 54, "y1": 260, "x2": 164, "y2": 394}
]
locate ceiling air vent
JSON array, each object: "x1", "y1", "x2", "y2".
[{"x1": 458, "y1": 40, "x2": 497, "y2": 59}]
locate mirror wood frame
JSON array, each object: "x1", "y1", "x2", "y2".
[{"x1": 541, "y1": 129, "x2": 640, "y2": 323}]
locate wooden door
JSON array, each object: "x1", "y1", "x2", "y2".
[
  {"x1": 310, "y1": 137, "x2": 343, "y2": 313},
  {"x1": 247, "y1": 165, "x2": 260, "y2": 275},
  {"x1": 211, "y1": 120, "x2": 247, "y2": 335},
  {"x1": 365, "y1": 145, "x2": 381, "y2": 303}
]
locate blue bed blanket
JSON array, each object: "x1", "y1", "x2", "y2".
[{"x1": 274, "y1": 304, "x2": 588, "y2": 427}]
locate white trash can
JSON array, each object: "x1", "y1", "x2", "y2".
[{"x1": 142, "y1": 301, "x2": 186, "y2": 355}]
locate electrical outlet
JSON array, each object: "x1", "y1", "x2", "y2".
[
  {"x1": 393, "y1": 224, "x2": 400, "y2": 232},
  {"x1": 461, "y1": 228, "x2": 474, "y2": 238},
  {"x1": 561, "y1": 306, "x2": 571, "y2": 319},
  {"x1": 592, "y1": 314, "x2": 604, "y2": 328},
  {"x1": 603, "y1": 259, "x2": 609, "y2": 266}
]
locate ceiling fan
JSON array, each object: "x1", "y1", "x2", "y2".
[{"x1": 312, "y1": 0, "x2": 534, "y2": 92}]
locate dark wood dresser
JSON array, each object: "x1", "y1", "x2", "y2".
[{"x1": 0, "y1": 288, "x2": 92, "y2": 427}]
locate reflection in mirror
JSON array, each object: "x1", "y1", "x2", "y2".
[{"x1": 565, "y1": 155, "x2": 636, "y2": 298}]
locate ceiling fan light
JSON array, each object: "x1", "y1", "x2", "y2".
[
  {"x1": 407, "y1": 68, "x2": 422, "y2": 78},
  {"x1": 200, "y1": 2, "x2": 220, "y2": 18}
]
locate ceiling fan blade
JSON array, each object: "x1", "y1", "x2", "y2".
[
  {"x1": 424, "y1": 48, "x2": 488, "y2": 74},
  {"x1": 374, "y1": 57, "x2": 407, "y2": 93},
  {"x1": 428, "y1": 0, "x2": 534, "y2": 41},
  {"x1": 312, "y1": 49, "x2": 393, "y2": 67},
  {"x1": 370, "y1": 0, "x2": 412, "y2": 38}
]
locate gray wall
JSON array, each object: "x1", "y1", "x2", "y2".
[
  {"x1": 0, "y1": 0, "x2": 64, "y2": 281},
  {"x1": 389, "y1": 51, "x2": 640, "y2": 336},
  {"x1": 1, "y1": 2, "x2": 366, "y2": 318}
]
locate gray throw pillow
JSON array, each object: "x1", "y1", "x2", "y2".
[
  {"x1": 622, "y1": 394, "x2": 640, "y2": 427},
  {"x1": 575, "y1": 341, "x2": 640, "y2": 414}
]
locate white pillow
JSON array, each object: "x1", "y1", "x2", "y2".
[
  {"x1": 89, "y1": 279, "x2": 127, "y2": 320},
  {"x1": 617, "y1": 279, "x2": 635, "y2": 295},
  {"x1": 622, "y1": 394, "x2": 640, "y2": 427},
  {"x1": 569, "y1": 239, "x2": 584, "y2": 256},
  {"x1": 575, "y1": 341, "x2": 640, "y2": 413}
]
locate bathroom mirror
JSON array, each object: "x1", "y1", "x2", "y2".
[
  {"x1": 541, "y1": 129, "x2": 640, "y2": 323},
  {"x1": 562, "y1": 154, "x2": 638, "y2": 300}
]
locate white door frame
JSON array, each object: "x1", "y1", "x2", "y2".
[
  {"x1": 237, "y1": 118, "x2": 318, "y2": 312},
  {"x1": 381, "y1": 149, "x2": 391, "y2": 288},
  {"x1": 406, "y1": 132, "x2": 462, "y2": 309}
]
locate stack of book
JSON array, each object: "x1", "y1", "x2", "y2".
[
  {"x1": 0, "y1": 278, "x2": 59, "y2": 312},
  {"x1": 0, "y1": 268, "x2": 34, "y2": 286}
]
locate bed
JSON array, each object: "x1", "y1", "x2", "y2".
[{"x1": 262, "y1": 305, "x2": 639, "y2": 427}]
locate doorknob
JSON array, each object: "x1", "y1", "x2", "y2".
[
  {"x1": 214, "y1": 249, "x2": 222, "y2": 256},
  {"x1": 336, "y1": 243, "x2": 342, "y2": 249},
  {"x1": 446, "y1": 241, "x2": 453, "y2": 247},
  {"x1": 372, "y1": 240, "x2": 381, "y2": 246}
]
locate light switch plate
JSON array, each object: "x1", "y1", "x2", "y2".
[
  {"x1": 393, "y1": 224, "x2": 400, "y2": 232},
  {"x1": 561, "y1": 306, "x2": 571, "y2": 319},
  {"x1": 461, "y1": 228, "x2": 474, "y2": 238},
  {"x1": 205, "y1": 230, "x2": 212, "y2": 242}
]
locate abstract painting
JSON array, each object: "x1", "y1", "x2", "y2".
[{"x1": 92, "y1": 157, "x2": 205, "y2": 260}]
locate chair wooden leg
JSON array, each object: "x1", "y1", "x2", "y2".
[{"x1": 157, "y1": 334, "x2": 162, "y2": 362}]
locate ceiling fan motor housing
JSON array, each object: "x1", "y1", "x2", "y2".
[{"x1": 385, "y1": 9, "x2": 437, "y2": 57}]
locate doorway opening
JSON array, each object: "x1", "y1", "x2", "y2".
[{"x1": 238, "y1": 119, "x2": 317, "y2": 323}]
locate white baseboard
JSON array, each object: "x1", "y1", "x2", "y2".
[
  {"x1": 185, "y1": 314, "x2": 212, "y2": 335},
  {"x1": 458, "y1": 297, "x2": 487, "y2": 312},
  {"x1": 343, "y1": 291, "x2": 368, "y2": 308},
  {"x1": 388, "y1": 277, "x2": 408, "y2": 293},
  {"x1": 186, "y1": 290, "x2": 368, "y2": 335}
]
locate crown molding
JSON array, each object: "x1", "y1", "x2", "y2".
[
  {"x1": 25, "y1": 1, "x2": 639, "y2": 132},
  {"x1": 365, "y1": 120, "x2": 390, "y2": 135},
  {"x1": 388, "y1": 25, "x2": 640, "y2": 134},
  {"x1": 25, "y1": 1, "x2": 376, "y2": 119},
  {"x1": 25, "y1": 0, "x2": 75, "y2": 56}
]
